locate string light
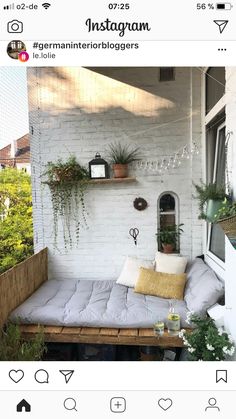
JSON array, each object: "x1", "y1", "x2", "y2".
[{"x1": 133, "y1": 141, "x2": 200, "y2": 175}]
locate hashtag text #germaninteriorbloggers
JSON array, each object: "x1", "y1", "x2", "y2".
[{"x1": 32, "y1": 41, "x2": 139, "y2": 53}]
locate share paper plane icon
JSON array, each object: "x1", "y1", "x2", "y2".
[
  {"x1": 59, "y1": 370, "x2": 74, "y2": 383},
  {"x1": 214, "y1": 20, "x2": 229, "y2": 34}
]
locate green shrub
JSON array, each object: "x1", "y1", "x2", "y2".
[
  {"x1": 0, "y1": 168, "x2": 33, "y2": 274},
  {"x1": 0, "y1": 323, "x2": 46, "y2": 361}
]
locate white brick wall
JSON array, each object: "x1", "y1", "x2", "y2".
[{"x1": 28, "y1": 67, "x2": 203, "y2": 280}]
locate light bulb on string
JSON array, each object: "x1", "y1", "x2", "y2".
[
  {"x1": 191, "y1": 142, "x2": 199, "y2": 155},
  {"x1": 181, "y1": 145, "x2": 190, "y2": 159},
  {"x1": 160, "y1": 159, "x2": 167, "y2": 170},
  {"x1": 157, "y1": 161, "x2": 162, "y2": 174},
  {"x1": 151, "y1": 162, "x2": 157, "y2": 172},
  {"x1": 171, "y1": 156, "x2": 176, "y2": 168}
]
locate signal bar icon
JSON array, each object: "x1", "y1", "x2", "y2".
[
  {"x1": 3, "y1": 3, "x2": 14, "y2": 9},
  {"x1": 42, "y1": 2, "x2": 51, "y2": 9}
]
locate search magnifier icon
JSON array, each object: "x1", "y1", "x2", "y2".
[{"x1": 63, "y1": 398, "x2": 77, "y2": 411}]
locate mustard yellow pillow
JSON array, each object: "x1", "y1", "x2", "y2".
[{"x1": 134, "y1": 267, "x2": 187, "y2": 300}]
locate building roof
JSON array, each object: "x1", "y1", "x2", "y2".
[{"x1": 0, "y1": 134, "x2": 30, "y2": 166}]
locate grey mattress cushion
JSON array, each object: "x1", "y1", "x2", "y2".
[
  {"x1": 10, "y1": 279, "x2": 190, "y2": 328},
  {"x1": 184, "y1": 258, "x2": 224, "y2": 314}
]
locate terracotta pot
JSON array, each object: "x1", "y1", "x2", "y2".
[
  {"x1": 113, "y1": 164, "x2": 128, "y2": 178},
  {"x1": 162, "y1": 243, "x2": 175, "y2": 254}
]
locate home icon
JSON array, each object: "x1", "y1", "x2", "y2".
[{"x1": 16, "y1": 399, "x2": 31, "y2": 412}]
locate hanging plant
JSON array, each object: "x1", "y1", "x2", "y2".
[
  {"x1": 42, "y1": 155, "x2": 90, "y2": 250},
  {"x1": 213, "y1": 200, "x2": 236, "y2": 249},
  {"x1": 193, "y1": 181, "x2": 229, "y2": 221}
]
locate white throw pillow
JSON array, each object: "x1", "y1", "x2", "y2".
[
  {"x1": 116, "y1": 256, "x2": 154, "y2": 288},
  {"x1": 155, "y1": 252, "x2": 188, "y2": 274}
]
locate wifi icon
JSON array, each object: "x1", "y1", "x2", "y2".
[{"x1": 42, "y1": 2, "x2": 51, "y2": 9}]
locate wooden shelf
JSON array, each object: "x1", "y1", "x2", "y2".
[{"x1": 89, "y1": 177, "x2": 136, "y2": 185}]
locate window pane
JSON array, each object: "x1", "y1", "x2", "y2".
[
  {"x1": 160, "y1": 214, "x2": 175, "y2": 228},
  {"x1": 206, "y1": 68, "x2": 225, "y2": 114},
  {"x1": 209, "y1": 224, "x2": 225, "y2": 262},
  {"x1": 160, "y1": 194, "x2": 175, "y2": 212},
  {"x1": 209, "y1": 125, "x2": 226, "y2": 261},
  {"x1": 215, "y1": 126, "x2": 226, "y2": 186}
]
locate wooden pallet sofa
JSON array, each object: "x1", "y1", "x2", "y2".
[{"x1": 0, "y1": 248, "x2": 186, "y2": 348}]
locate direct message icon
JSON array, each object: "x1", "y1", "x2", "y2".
[
  {"x1": 158, "y1": 398, "x2": 173, "y2": 411},
  {"x1": 216, "y1": 370, "x2": 227, "y2": 383},
  {"x1": 59, "y1": 370, "x2": 74, "y2": 384},
  {"x1": 214, "y1": 20, "x2": 228, "y2": 34}
]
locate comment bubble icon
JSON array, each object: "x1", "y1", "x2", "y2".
[{"x1": 34, "y1": 369, "x2": 49, "y2": 384}]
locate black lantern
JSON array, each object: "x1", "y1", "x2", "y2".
[{"x1": 89, "y1": 153, "x2": 109, "y2": 179}]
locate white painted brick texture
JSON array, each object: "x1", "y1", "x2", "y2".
[{"x1": 28, "y1": 67, "x2": 203, "y2": 280}]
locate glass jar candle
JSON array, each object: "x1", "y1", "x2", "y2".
[
  {"x1": 167, "y1": 300, "x2": 180, "y2": 335},
  {"x1": 167, "y1": 313, "x2": 180, "y2": 335},
  {"x1": 153, "y1": 320, "x2": 165, "y2": 336}
]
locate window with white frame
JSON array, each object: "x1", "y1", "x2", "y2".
[{"x1": 205, "y1": 68, "x2": 226, "y2": 266}]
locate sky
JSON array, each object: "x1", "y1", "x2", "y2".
[{"x1": 0, "y1": 67, "x2": 29, "y2": 149}]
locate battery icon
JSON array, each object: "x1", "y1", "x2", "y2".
[{"x1": 216, "y1": 3, "x2": 233, "y2": 9}]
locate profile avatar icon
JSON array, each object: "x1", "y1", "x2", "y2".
[
  {"x1": 7, "y1": 40, "x2": 28, "y2": 61},
  {"x1": 205, "y1": 397, "x2": 220, "y2": 412}
]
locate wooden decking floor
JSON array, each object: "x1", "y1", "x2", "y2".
[{"x1": 19, "y1": 325, "x2": 187, "y2": 347}]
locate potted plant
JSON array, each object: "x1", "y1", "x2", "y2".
[
  {"x1": 42, "y1": 155, "x2": 90, "y2": 249},
  {"x1": 0, "y1": 323, "x2": 46, "y2": 361},
  {"x1": 107, "y1": 142, "x2": 141, "y2": 178},
  {"x1": 213, "y1": 200, "x2": 236, "y2": 249},
  {"x1": 156, "y1": 224, "x2": 184, "y2": 254},
  {"x1": 180, "y1": 313, "x2": 235, "y2": 361},
  {"x1": 194, "y1": 181, "x2": 228, "y2": 222}
]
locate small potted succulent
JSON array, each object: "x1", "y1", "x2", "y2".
[
  {"x1": 213, "y1": 200, "x2": 236, "y2": 249},
  {"x1": 156, "y1": 224, "x2": 184, "y2": 254},
  {"x1": 107, "y1": 142, "x2": 141, "y2": 178},
  {"x1": 194, "y1": 181, "x2": 228, "y2": 222}
]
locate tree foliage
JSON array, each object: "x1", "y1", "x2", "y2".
[{"x1": 0, "y1": 168, "x2": 33, "y2": 273}]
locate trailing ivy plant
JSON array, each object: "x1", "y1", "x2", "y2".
[{"x1": 42, "y1": 155, "x2": 90, "y2": 250}]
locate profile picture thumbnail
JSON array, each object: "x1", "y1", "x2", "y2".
[{"x1": 7, "y1": 40, "x2": 27, "y2": 60}]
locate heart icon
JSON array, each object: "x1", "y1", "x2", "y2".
[
  {"x1": 9, "y1": 369, "x2": 24, "y2": 383},
  {"x1": 158, "y1": 398, "x2": 173, "y2": 411}
]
